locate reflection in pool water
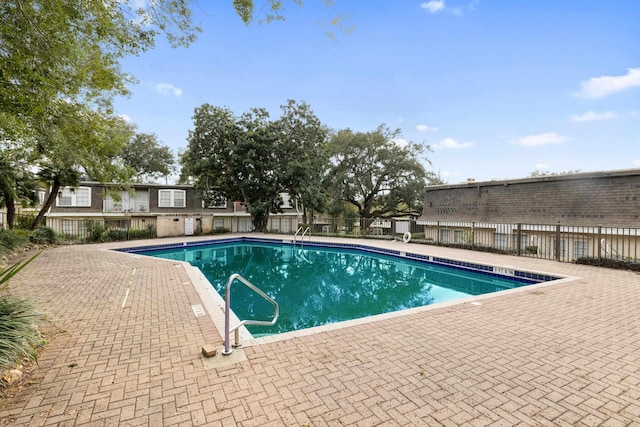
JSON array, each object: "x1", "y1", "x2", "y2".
[{"x1": 147, "y1": 242, "x2": 534, "y2": 336}]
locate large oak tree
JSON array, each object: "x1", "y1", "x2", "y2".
[
  {"x1": 326, "y1": 125, "x2": 431, "y2": 218},
  {"x1": 180, "y1": 101, "x2": 328, "y2": 232}
]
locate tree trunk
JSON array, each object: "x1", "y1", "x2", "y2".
[
  {"x1": 5, "y1": 196, "x2": 15, "y2": 230},
  {"x1": 251, "y1": 210, "x2": 269, "y2": 232},
  {"x1": 30, "y1": 177, "x2": 61, "y2": 230}
]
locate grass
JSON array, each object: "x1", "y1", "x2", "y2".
[{"x1": 0, "y1": 296, "x2": 44, "y2": 378}]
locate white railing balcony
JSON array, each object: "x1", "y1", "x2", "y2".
[{"x1": 103, "y1": 200, "x2": 150, "y2": 213}]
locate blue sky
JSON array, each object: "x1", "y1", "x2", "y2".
[{"x1": 114, "y1": 1, "x2": 640, "y2": 184}]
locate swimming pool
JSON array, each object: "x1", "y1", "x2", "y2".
[{"x1": 123, "y1": 237, "x2": 559, "y2": 336}]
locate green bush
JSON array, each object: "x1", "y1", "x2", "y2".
[
  {"x1": 129, "y1": 225, "x2": 156, "y2": 240},
  {"x1": 212, "y1": 227, "x2": 231, "y2": 234},
  {"x1": 101, "y1": 228, "x2": 128, "y2": 241},
  {"x1": 0, "y1": 230, "x2": 29, "y2": 253},
  {"x1": 30, "y1": 227, "x2": 57, "y2": 244},
  {"x1": 575, "y1": 257, "x2": 640, "y2": 271},
  {"x1": 13, "y1": 215, "x2": 35, "y2": 230},
  {"x1": 0, "y1": 296, "x2": 44, "y2": 376},
  {"x1": 84, "y1": 221, "x2": 105, "y2": 243}
]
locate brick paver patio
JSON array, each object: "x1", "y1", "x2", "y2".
[{"x1": 1, "y1": 234, "x2": 639, "y2": 426}]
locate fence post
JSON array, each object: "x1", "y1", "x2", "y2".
[
  {"x1": 555, "y1": 223, "x2": 561, "y2": 261},
  {"x1": 471, "y1": 221, "x2": 475, "y2": 247},
  {"x1": 597, "y1": 225, "x2": 602, "y2": 259}
]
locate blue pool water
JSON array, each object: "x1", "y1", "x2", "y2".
[{"x1": 127, "y1": 238, "x2": 556, "y2": 336}]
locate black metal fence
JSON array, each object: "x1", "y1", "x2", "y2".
[
  {"x1": 294, "y1": 218, "x2": 640, "y2": 264},
  {"x1": 5, "y1": 214, "x2": 157, "y2": 243},
  {"x1": 5, "y1": 212, "x2": 639, "y2": 264}
]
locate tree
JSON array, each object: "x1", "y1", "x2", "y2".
[
  {"x1": 274, "y1": 100, "x2": 330, "y2": 223},
  {"x1": 326, "y1": 125, "x2": 430, "y2": 218},
  {"x1": 28, "y1": 102, "x2": 134, "y2": 230},
  {"x1": 0, "y1": 151, "x2": 38, "y2": 230},
  {"x1": 181, "y1": 101, "x2": 328, "y2": 231},
  {"x1": 121, "y1": 132, "x2": 176, "y2": 183},
  {"x1": 232, "y1": 0, "x2": 354, "y2": 39},
  {"x1": 530, "y1": 169, "x2": 582, "y2": 177},
  {"x1": 0, "y1": 0, "x2": 201, "y2": 138}
]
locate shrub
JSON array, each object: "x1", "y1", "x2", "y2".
[
  {"x1": 13, "y1": 215, "x2": 35, "y2": 230},
  {"x1": 30, "y1": 227, "x2": 57, "y2": 244},
  {"x1": 0, "y1": 296, "x2": 44, "y2": 376},
  {"x1": 0, "y1": 230, "x2": 29, "y2": 253},
  {"x1": 575, "y1": 257, "x2": 640, "y2": 271},
  {"x1": 84, "y1": 221, "x2": 105, "y2": 243},
  {"x1": 212, "y1": 227, "x2": 231, "y2": 234},
  {"x1": 129, "y1": 225, "x2": 156, "y2": 240},
  {"x1": 101, "y1": 228, "x2": 128, "y2": 241}
]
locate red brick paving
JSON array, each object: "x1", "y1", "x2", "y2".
[{"x1": 1, "y1": 235, "x2": 639, "y2": 426}]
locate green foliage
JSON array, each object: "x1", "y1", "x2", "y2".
[
  {"x1": 101, "y1": 228, "x2": 129, "y2": 242},
  {"x1": 30, "y1": 227, "x2": 57, "y2": 244},
  {"x1": 575, "y1": 257, "x2": 640, "y2": 271},
  {"x1": 525, "y1": 245, "x2": 539, "y2": 254},
  {"x1": 211, "y1": 227, "x2": 231, "y2": 235},
  {"x1": 0, "y1": 252, "x2": 41, "y2": 291},
  {"x1": 0, "y1": 230, "x2": 29, "y2": 253},
  {"x1": 121, "y1": 132, "x2": 176, "y2": 183},
  {"x1": 0, "y1": 296, "x2": 44, "y2": 375},
  {"x1": 529, "y1": 169, "x2": 582, "y2": 177},
  {"x1": 14, "y1": 215, "x2": 36, "y2": 230},
  {"x1": 84, "y1": 221, "x2": 106, "y2": 243},
  {"x1": 129, "y1": 225, "x2": 157, "y2": 240},
  {"x1": 326, "y1": 125, "x2": 430, "y2": 218},
  {"x1": 182, "y1": 100, "x2": 328, "y2": 232}
]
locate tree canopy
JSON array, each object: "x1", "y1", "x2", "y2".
[
  {"x1": 326, "y1": 126, "x2": 430, "y2": 218},
  {"x1": 180, "y1": 100, "x2": 328, "y2": 231},
  {"x1": 121, "y1": 132, "x2": 176, "y2": 184}
]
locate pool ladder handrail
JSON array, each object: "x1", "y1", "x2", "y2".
[
  {"x1": 294, "y1": 226, "x2": 310, "y2": 246},
  {"x1": 222, "y1": 273, "x2": 279, "y2": 355}
]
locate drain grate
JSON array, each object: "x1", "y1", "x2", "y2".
[{"x1": 191, "y1": 304, "x2": 206, "y2": 317}]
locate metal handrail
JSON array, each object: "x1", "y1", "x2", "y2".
[
  {"x1": 294, "y1": 226, "x2": 310, "y2": 246},
  {"x1": 301, "y1": 227, "x2": 310, "y2": 244},
  {"x1": 293, "y1": 226, "x2": 303, "y2": 245},
  {"x1": 222, "y1": 273, "x2": 279, "y2": 355}
]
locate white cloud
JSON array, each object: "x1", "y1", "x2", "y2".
[
  {"x1": 420, "y1": 0, "x2": 445, "y2": 13},
  {"x1": 509, "y1": 132, "x2": 569, "y2": 147},
  {"x1": 416, "y1": 124, "x2": 438, "y2": 132},
  {"x1": 634, "y1": 159, "x2": 640, "y2": 167},
  {"x1": 575, "y1": 67, "x2": 640, "y2": 99},
  {"x1": 156, "y1": 83, "x2": 183, "y2": 97},
  {"x1": 570, "y1": 110, "x2": 618, "y2": 122},
  {"x1": 118, "y1": 114, "x2": 132, "y2": 122},
  {"x1": 433, "y1": 137, "x2": 474, "y2": 149},
  {"x1": 535, "y1": 163, "x2": 550, "y2": 170}
]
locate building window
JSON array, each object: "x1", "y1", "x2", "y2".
[
  {"x1": 454, "y1": 230, "x2": 466, "y2": 244},
  {"x1": 158, "y1": 189, "x2": 186, "y2": 208},
  {"x1": 57, "y1": 187, "x2": 91, "y2": 207},
  {"x1": 271, "y1": 218, "x2": 281, "y2": 231},
  {"x1": 440, "y1": 229, "x2": 450, "y2": 243},
  {"x1": 573, "y1": 240, "x2": 588, "y2": 260},
  {"x1": 494, "y1": 233, "x2": 508, "y2": 249},
  {"x1": 553, "y1": 239, "x2": 567, "y2": 259},
  {"x1": 283, "y1": 218, "x2": 291, "y2": 233},
  {"x1": 280, "y1": 192, "x2": 292, "y2": 208},
  {"x1": 214, "y1": 218, "x2": 225, "y2": 230},
  {"x1": 61, "y1": 219, "x2": 74, "y2": 235}
]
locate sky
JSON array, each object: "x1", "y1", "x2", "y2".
[{"x1": 114, "y1": 0, "x2": 640, "y2": 184}]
